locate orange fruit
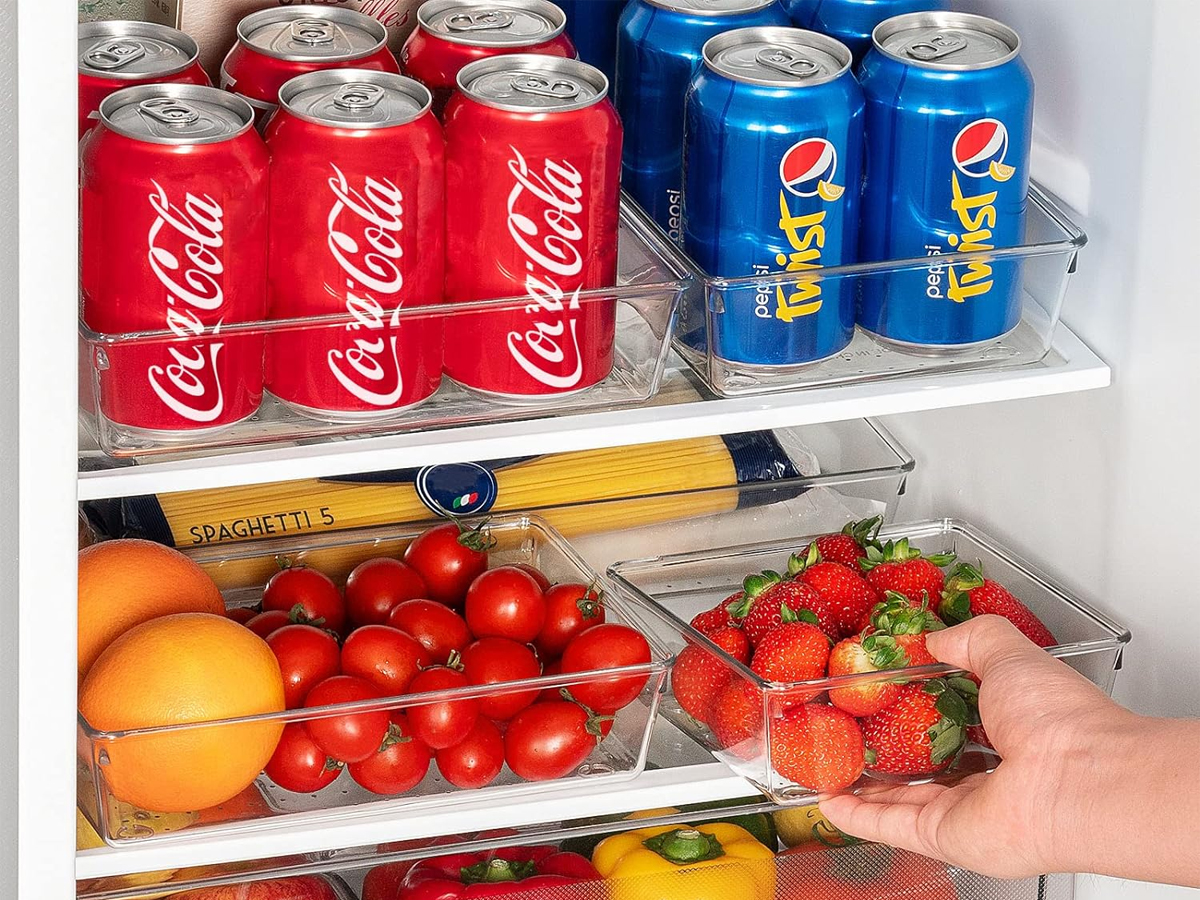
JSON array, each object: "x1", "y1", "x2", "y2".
[
  {"x1": 78, "y1": 539, "x2": 225, "y2": 680},
  {"x1": 79, "y1": 613, "x2": 286, "y2": 813}
]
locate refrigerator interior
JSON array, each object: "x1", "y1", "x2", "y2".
[
  {"x1": 5, "y1": 0, "x2": 1198, "y2": 898},
  {"x1": 886, "y1": 2, "x2": 1200, "y2": 900}
]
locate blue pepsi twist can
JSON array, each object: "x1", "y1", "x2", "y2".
[
  {"x1": 616, "y1": 0, "x2": 790, "y2": 241},
  {"x1": 559, "y1": 0, "x2": 629, "y2": 87},
  {"x1": 782, "y1": 0, "x2": 949, "y2": 62},
  {"x1": 857, "y1": 11, "x2": 1033, "y2": 349},
  {"x1": 683, "y1": 27, "x2": 865, "y2": 367}
]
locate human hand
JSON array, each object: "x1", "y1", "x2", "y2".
[{"x1": 819, "y1": 615, "x2": 1139, "y2": 879}]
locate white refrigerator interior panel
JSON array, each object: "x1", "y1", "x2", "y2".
[{"x1": 892, "y1": 0, "x2": 1200, "y2": 896}]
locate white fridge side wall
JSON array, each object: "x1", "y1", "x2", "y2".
[
  {"x1": 891, "y1": 0, "x2": 1200, "y2": 896},
  {"x1": 14, "y1": 0, "x2": 82, "y2": 896}
]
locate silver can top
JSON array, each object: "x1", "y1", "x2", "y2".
[
  {"x1": 417, "y1": 0, "x2": 566, "y2": 48},
  {"x1": 279, "y1": 70, "x2": 432, "y2": 128},
  {"x1": 703, "y1": 27, "x2": 851, "y2": 88},
  {"x1": 98, "y1": 84, "x2": 256, "y2": 145},
  {"x1": 874, "y1": 11, "x2": 1021, "y2": 70},
  {"x1": 457, "y1": 54, "x2": 607, "y2": 113},
  {"x1": 236, "y1": 6, "x2": 389, "y2": 63},
  {"x1": 644, "y1": 0, "x2": 779, "y2": 17},
  {"x1": 79, "y1": 20, "x2": 200, "y2": 80}
]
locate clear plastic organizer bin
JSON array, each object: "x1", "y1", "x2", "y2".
[
  {"x1": 78, "y1": 196, "x2": 689, "y2": 459},
  {"x1": 76, "y1": 802, "x2": 1074, "y2": 900},
  {"x1": 670, "y1": 183, "x2": 1087, "y2": 398},
  {"x1": 77, "y1": 516, "x2": 673, "y2": 846},
  {"x1": 607, "y1": 518, "x2": 1130, "y2": 805}
]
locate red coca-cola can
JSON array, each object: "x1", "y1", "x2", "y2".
[
  {"x1": 401, "y1": 0, "x2": 576, "y2": 118},
  {"x1": 264, "y1": 70, "x2": 445, "y2": 420},
  {"x1": 220, "y1": 6, "x2": 401, "y2": 127},
  {"x1": 78, "y1": 21, "x2": 210, "y2": 140},
  {"x1": 80, "y1": 84, "x2": 269, "y2": 433},
  {"x1": 443, "y1": 54, "x2": 621, "y2": 399}
]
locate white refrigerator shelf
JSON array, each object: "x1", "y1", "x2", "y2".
[{"x1": 78, "y1": 324, "x2": 1108, "y2": 502}]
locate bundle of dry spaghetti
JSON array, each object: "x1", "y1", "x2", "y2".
[{"x1": 119, "y1": 430, "x2": 805, "y2": 561}]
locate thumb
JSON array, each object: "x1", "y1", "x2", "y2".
[{"x1": 926, "y1": 615, "x2": 1046, "y2": 679}]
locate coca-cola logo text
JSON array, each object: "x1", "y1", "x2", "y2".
[
  {"x1": 325, "y1": 163, "x2": 407, "y2": 406},
  {"x1": 145, "y1": 180, "x2": 228, "y2": 423},
  {"x1": 277, "y1": 0, "x2": 411, "y2": 30},
  {"x1": 505, "y1": 146, "x2": 586, "y2": 390}
]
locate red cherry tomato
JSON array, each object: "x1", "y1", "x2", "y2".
[
  {"x1": 460, "y1": 637, "x2": 541, "y2": 720},
  {"x1": 226, "y1": 606, "x2": 259, "y2": 625},
  {"x1": 245, "y1": 609, "x2": 294, "y2": 638},
  {"x1": 435, "y1": 718, "x2": 504, "y2": 789},
  {"x1": 464, "y1": 566, "x2": 547, "y2": 643},
  {"x1": 347, "y1": 711, "x2": 432, "y2": 795},
  {"x1": 265, "y1": 722, "x2": 342, "y2": 793},
  {"x1": 304, "y1": 675, "x2": 390, "y2": 763},
  {"x1": 511, "y1": 563, "x2": 552, "y2": 592},
  {"x1": 263, "y1": 564, "x2": 347, "y2": 634},
  {"x1": 402, "y1": 522, "x2": 491, "y2": 608},
  {"x1": 535, "y1": 583, "x2": 606, "y2": 660},
  {"x1": 341, "y1": 625, "x2": 431, "y2": 697},
  {"x1": 504, "y1": 701, "x2": 599, "y2": 781},
  {"x1": 387, "y1": 599, "x2": 471, "y2": 665},
  {"x1": 345, "y1": 557, "x2": 428, "y2": 627},
  {"x1": 538, "y1": 658, "x2": 563, "y2": 702},
  {"x1": 406, "y1": 665, "x2": 479, "y2": 750},
  {"x1": 267, "y1": 624, "x2": 342, "y2": 709},
  {"x1": 560, "y1": 624, "x2": 653, "y2": 713}
]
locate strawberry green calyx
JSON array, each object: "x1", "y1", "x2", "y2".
[
  {"x1": 843, "y1": 516, "x2": 884, "y2": 550},
  {"x1": 922, "y1": 678, "x2": 978, "y2": 765},
  {"x1": 939, "y1": 563, "x2": 986, "y2": 624},
  {"x1": 870, "y1": 592, "x2": 945, "y2": 636},
  {"x1": 787, "y1": 543, "x2": 822, "y2": 577},
  {"x1": 861, "y1": 632, "x2": 909, "y2": 669},
  {"x1": 737, "y1": 570, "x2": 783, "y2": 605},
  {"x1": 779, "y1": 601, "x2": 820, "y2": 628},
  {"x1": 860, "y1": 538, "x2": 956, "y2": 572}
]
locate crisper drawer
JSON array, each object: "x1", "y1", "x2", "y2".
[{"x1": 75, "y1": 801, "x2": 1074, "y2": 900}]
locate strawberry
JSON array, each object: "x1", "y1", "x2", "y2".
[
  {"x1": 869, "y1": 592, "x2": 945, "y2": 666},
  {"x1": 861, "y1": 678, "x2": 977, "y2": 775},
  {"x1": 789, "y1": 546, "x2": 882, "y2": 638},
  {"x1": 797, "y1": 517, "x2": 883, "y2": 570},
  {"x1": 750, "y1": 621, "x2": 831, "y2": 685},
  {"x1": 860, "y1": 538, "x2": 956, "y2": 604},
  {"x1": 672, "y1": 626, "x2": 751, "y2": 724},
  {"x1": 939, "y1": 563, "x2": 1057, "y2": 647},
  {"x1": 827, "y1": 633, "x2": 907, "y2": 717},
  {"x1": 730, "y1": 574, "x2": 838, "y2": 645},
  {"x1": 770, "y1": 703, "x2": 865, "y2": 792},
  {"x1": 709, "y1": 679, "x2": 764, "y2": 758},
  {"x1": 690, "y1": 593, "x2": 740, "y2": 636}
]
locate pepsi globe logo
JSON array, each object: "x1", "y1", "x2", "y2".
[
  {"x1": 414, "y1": 463, "x2": 499, "y2": 518},
  {"x1": 779, "y1": 138, "x2": 844, "y2": 202},
  {"x1": 953, "y1": 118, "x2": 1016, "y2": 183}
]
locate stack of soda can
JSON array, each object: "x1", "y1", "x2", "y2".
[
  {"x1": 78, "y1": 2, "x2": 625, "y2": 436},
  {"x1": 77, "y1": 0, "x2": 1036, "y2": 439},
  {"x1": 616, "y1": 0, "x2": 1035, "y2": 369}
]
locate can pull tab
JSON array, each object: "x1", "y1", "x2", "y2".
[
  {"x1": 511, "y1": 74, "x2": 580, "y2": 100},
  {"x1": 333, "y1": 83, "x2": 385, "y2": 112},
  {"x1": 445, "y1": 10, "x2": 515, "y2": 31},
  {"x1": 755, "y1": 47, "x2": 821, "y2": 79},
  {"x1": 137, "y1": 97, "x2": 200, "y2": 127},
  {"x1": 906, "y1": 32, "x2": 968, "y2": 61},
  {"x1": 291, "y1": 19, "x2": 335, "y2": 45},
  {"x1": 83, "y1": 39, "x2": 147, "y2": 71}
]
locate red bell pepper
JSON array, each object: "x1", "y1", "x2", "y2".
[{"x1": 399, "y1": 845, "x2": 600, "y2": 900}]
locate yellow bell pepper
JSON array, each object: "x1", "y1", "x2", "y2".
[{"x1": 593, "y1": 822, "x2": 776, "y2": 900}]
